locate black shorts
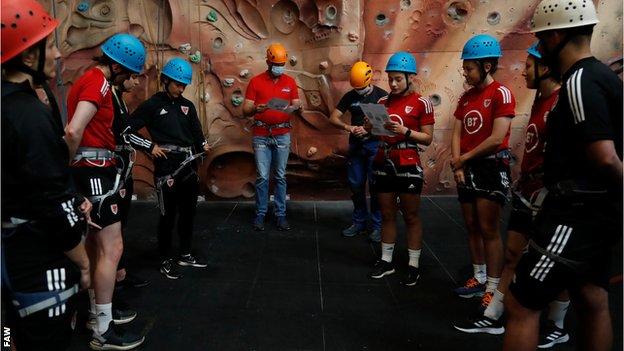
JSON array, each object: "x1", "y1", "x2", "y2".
[
  {"x1": 457, "y1": 158, "x2": 510, "y2": 205},
  {"x1": 509, "y1": 196, "x2": 620, "y2": 311},
  {"x1": 371, "y1": 164, "x2": 423, "y2": 194},
  {"x1": 507, "y1": 192, "x2": 534, "y2": 235},
  {"x1": 70, "y1": 165, "x2": 121, "y2": 228}
]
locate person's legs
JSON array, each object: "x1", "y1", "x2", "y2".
[
  {"x1": 177, "y1": 174, "x2": 199, "y2": 256},
  {"x1": 272, "y1": 133, "x2": 291, "y2": 220},
  {"x1": 503, "y1": 291, "x2": 541, "y2": 351},
  {"x1": 475, "y1": 197, "x2": 504, "y2": 299},
  {"x1": 157, "y1": 184, "x2": 178, "y2": 260},
  {"x1": 364, "y1": 140, "x2": 382, "y2": 236},
  {"x1": 346, "y1": 143, "x2": 368, "y2": 233},
  {"x1": 369, "y1": 192, "x2": 398, "y2": 279},
  {"x1": 399, "y1": 193, "x2": 423, "y2": 286},
  {"x1": 454, "y1": 200, "x2": 487, "y2": 297},
  {"x1": 253, "y1": 136, "x2": 272, "y2": 223},
  {"x1": 92, "y1": 222, "x2": 123, "y2": 333},
  {"x1": 572, "y1": 283, "x2": 613, "y2": 351}
]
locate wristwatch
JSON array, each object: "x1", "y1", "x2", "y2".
[{"x1": 404, "y1": 128, "x2": 412, "y2": 137}]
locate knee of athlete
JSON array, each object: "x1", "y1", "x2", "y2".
[
  {"x1": 256, "y1": 172, "x2": 270, "y2": 183},
  {"x1": 504, "y1": 247, "x2": 522, "y2": 267},
  {"x1": 480, "y1": 224, "x2": 501, "y2": 241},
  {"x1": 403, "y1": 212, "x2": 421, "y2": 227},
  {"x1": 380, "y1": 209, "x2": 395, "y2": 222}
]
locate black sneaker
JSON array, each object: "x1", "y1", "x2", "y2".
[
  {"x1": 89, "y1": 321, "x2": 145, "y2": 350},
  {"x1": 276, "y1": 216, "x2": 291, "y2": 231},
  {"x1": 160, "y1": 259, "x2": 181, "y2": 279},
  {"x1": 177, "y1": 254, "x2": 208, "y2": 268},
  {"x1": 112, "y1": 308, "x2": 137, "y2": 325},
  {"x1": 369, "y1": 260, "x2": 395, "y2": 279},
  {"x1": 538, "y1": 321, "x2": 569, "y2": 349},
  {"x1": 118, "y1": 273, "x2": 150, "y2": 289},
  {"x1": 86, "y1": 308, "x2": 137, "y2": 331},
  {"x1": 368, "y1": 229, "x2": 381, "y2": 243},
  {"x1": 253, "y1": 215, "x2": 265, "y2": 231},
  {"x1": 342, "y1": 224, "x2": 366, "y2": 237},
  {"x1": 401, "y1": 266, "x2": 420, "y2": 286},
  {"x1": 453, "y1": 314, "x2": 505, "y2": 335}
]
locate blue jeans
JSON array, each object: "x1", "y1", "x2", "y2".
[
  {"x1": 347, "y1": 139, "x2": 381, "y2": 230},
  {"x1": 253, "y1": 133, "x2": 291, "y2": 217}
]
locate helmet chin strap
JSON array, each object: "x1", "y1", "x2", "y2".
[
  {"x1": 476, "y1": 60, "x2": 488, "y2": 85},
  {"x1": 400, "y1": 73, "x2": 410, "y2": 95}
]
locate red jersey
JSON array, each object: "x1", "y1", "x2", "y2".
[
  {"x1": 521, "y1": 89, "x2": 559, "y2": 174},
  {"x1": 67, "y1": 67, "x2": 116, "y2": 157},
  {"x1": 454, "y1": 81, "x2": 516, "y2": 155},
  {"x1": 375, "y1": 93, "x2": 435, "y2": 167},
  {"x1": 245, "y1": 71, "x2": 299, "y2": 136}
]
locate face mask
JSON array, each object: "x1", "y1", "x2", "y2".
[
  {"x1": 355, "y1": 86, "x2": 373, "y2": 96},
  {"x1": 271, "y1": 65, "x2": 285, "y2": 76}
]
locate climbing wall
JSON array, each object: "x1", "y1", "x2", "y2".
[{"x1": 39, "y1": 0, "x2": 622, "y2": 199}]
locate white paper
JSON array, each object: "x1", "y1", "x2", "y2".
[{"x1": 359, "y1": 103, "x2": 393, "y2": 136}]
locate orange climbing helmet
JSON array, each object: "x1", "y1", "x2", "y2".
[
  {"x1": 349, "y1": 61, "x2": 373, "y2": 89},
  {"x1": 266, "y1": 43, "x2": 288, "y2": 64},
  {"x1": 1, "y1": 0, "x2": 59, "y2": 63}
]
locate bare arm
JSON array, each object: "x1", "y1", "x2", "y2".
[
  {"x1": 586, "y1": 140, "x2": 623, "y2": 193},
  {"x1": 328, "y1": 109, "x2": 350, "y2": 131},
  {"x1": 451, "y1": 118, "x2": 465, "y2": 184},
  {"x1": 384, "y1": 122, "x2": 433, "y2": 145},
  {"x1": 64, "y1": 101, "x2": 97, "y2": 160},
  {"x1": 461, "y1": 117, "x2": 512, "y2": 162}
]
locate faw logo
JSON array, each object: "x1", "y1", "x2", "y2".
[
  {"x1": 524, "y1": 123, "x2": 539, "y2": 153},
  {"x1": 463, "y1": 110, "x2": 483, "y2": 134}
]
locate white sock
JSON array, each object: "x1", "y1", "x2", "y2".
[
  {"x1": 484, "y1": 289, "x2": 505, "y2": 320},
  {"x1": 88, "y1": 289, "x2": 96, "y2": 315},
  {"x1": 95, "y1": 303, "x2": 113, "y2": 335},
  {"x1": 381, "y1": 242, "x2": 395, "y2": 263},
  {"x1": 473, "y1": 264, "x2": 487, "y2": 284},
  {"x1": 548, "y1": 300, "x2": 570, "y2": 329},
  {"x1": 408, "y1": 249, "x2": 421, "y2": 268},
  {"x1": 485, "y1": 276, "x2": 500, "y2": 293}
]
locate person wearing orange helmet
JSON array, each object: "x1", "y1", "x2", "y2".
[
  {"x1": 1, "y1": 0, "x2": 93, "y2": 349},
  {"x1": 504, "y1": 1, "x2": 622, "y2": 350},
  {"x1": 329, "y1": 61, "x2": 388, "y2": 241},
  {"x1": 243, "y1": 43, "x2": 301, "y2": 231}
]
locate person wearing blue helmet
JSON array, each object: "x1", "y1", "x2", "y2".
[
  {"x1": 506, "y1": 0, "x2": 622, "y2": 350},
  {"x1": 128, "y1": 57, "x2": 211, "y2": 280},
  {"x1": 450, "y1": 34, "x2": 516, "y2": 334},
  {"x1": 366, "y1": 52, "x2": 435, "y2": 286},
  {"x1": 65, "y1": 33, "x2": 146, "y2": 350},
  {"x1": 476, "y1": 42, "x2": 569, "y2": 347}
]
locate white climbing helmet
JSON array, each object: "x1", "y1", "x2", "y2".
[{"x1": 531, "y1": 0, "x2": 599, "y2": 33}]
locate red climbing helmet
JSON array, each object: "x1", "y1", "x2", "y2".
[{"x1": 1, "y1": 0, "x2": 59, "y2": 63}]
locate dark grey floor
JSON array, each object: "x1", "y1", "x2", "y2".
[{"x1": 68, "y1": 198, "x2": 623, "y2": 351}]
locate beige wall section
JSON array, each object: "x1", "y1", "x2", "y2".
[{"x1": 40, "y1": 0, "x2": 622, "y2": 199}]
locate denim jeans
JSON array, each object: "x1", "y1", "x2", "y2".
[
  {"x1": 347, "y1": 139, "x2": 381, "y2": 230},
  {"x1": 253, "y1": 133, "x2": 291, "y2": 217}
]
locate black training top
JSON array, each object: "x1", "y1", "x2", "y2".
[
  {"x1": 1, "y1": 81, "x2": 84, "y2": 251},
  {"x1": 128, "y1": 91, "x2": 206, "y2": 152},
  {"x1": 336, "y1": 85, "x2": 388, "y2": 143},
  {"x1": 111, "y1": 87, "x2": 152, "y2": 151},
  {"x1": 544, "y1": 57, "x2": 623, "y2": 197}
]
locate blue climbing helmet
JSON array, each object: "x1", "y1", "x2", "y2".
[
  {"x1": 385, "y1": 51, "x2": 417, "y2": 74},
  {"x1": 161, "y1": 57, "x2": 193, "y2": 85},
  {"x1": 101, "y1": 33, "x2": 146, "y2": 74},
  {"x1": 461, "y1": 34, "x2": 502, "y2": 60},
  {"x1": 526, "y1": 41, "x2": 542, "y2": 60}
]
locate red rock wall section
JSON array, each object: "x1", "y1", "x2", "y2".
[{"x1": 38, "y1": 0, "x2": 622, "y2": 199}]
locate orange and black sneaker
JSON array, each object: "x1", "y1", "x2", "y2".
[{"x1": 453, "y1": 277, "x2": 486, "y2": 298}]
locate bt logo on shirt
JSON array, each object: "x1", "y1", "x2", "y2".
[
  {"x1": 525, "y1": 123, "x2": 539, "y2": 153},
  {"x1": 463, "y1": 110, "x2": 483, "y2": 134}
]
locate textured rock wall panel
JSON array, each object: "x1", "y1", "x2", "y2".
[{"x1": 39, "y1": 0, "x2": 622, "y2": 199}]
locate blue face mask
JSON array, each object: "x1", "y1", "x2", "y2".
[{"x1": 271, "y1": 65, "x2": 285, "y2": 76}]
